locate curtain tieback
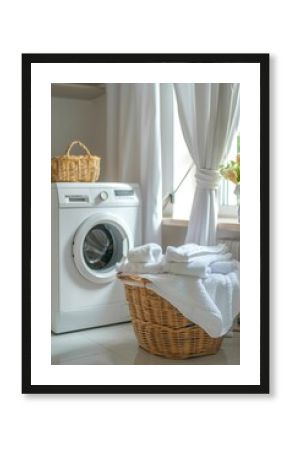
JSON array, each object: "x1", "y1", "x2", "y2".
[{"x1": 195, "y1": 169, "x2": 221, "y2": 189}]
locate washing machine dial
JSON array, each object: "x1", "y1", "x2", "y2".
[{"x1": 99, "y1": 191, "x2": 109, "y2": 201}]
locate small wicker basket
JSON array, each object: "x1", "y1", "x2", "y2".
[
  {"x1": 51, "y1": 140, "x2": 101, "y2": 182},
  {"x1": 118, "y1": 273, "x2": 223, "y2": 359}
]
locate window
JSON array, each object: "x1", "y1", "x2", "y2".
[
  {"x1": 218, "y1": 131, "x2": 240, "y2": 218},
  {"x1": 162, "y1": 85, "x2": 240, "y2": 221}
]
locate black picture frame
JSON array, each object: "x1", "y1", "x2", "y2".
[{"x1": 22, "y1": 53, "x2": 269, "y2": 394}]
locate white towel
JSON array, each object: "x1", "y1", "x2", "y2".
[
  {"x1": 128, "y1": 243, "x2": 163, "y2": 263},
  {"x1": 165, "y1": 253, "x2": 232, "y2": 278},
  {"x1": 116, "y1": 256, "x2": 166, "y2": 274},
  {"x1": 166, "y1": 243, "x2": 227, "y2": 263},
  {"x1": 211, "y1": 260, "x2": 240, "y2": 274},
  {"x1": 144, "y1": 269, "x2": 240, "y2": 338}
]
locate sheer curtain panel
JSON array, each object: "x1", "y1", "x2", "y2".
[
  {"x1": 174, "y1": 83, "x2": 240, "y2": 245},
  {"x1": 106, "y1": 84, "x2": 163, "y2": 244}
]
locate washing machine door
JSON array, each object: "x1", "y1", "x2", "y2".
[{"x1": 73, "y1": 213, "x2": 133, "y2": 284}]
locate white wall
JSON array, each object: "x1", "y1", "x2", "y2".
[
  {"x1": 51, "y1": 94, "x2": 107, "y2": 181},
  {"x1": 162, "y1": 223, "x2": 186, "y2": 250}
]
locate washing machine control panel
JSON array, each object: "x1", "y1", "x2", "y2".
[
  {"x1": 95, "y1": 188, "x2": 138, "y2": 205},
  {"x1": 54, "y1": 183, "x2": 140, "y2": 208},
  {"x1": 114, "y1": 189, "x2": 134, "y2": 197}
]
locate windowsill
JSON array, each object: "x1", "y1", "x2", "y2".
[
  {"x1": 162, "y1": 218, "x2": 189, "y2": 227},
  {"x1": 162, "y1": 217, "x2": 239, "y2": 227},
  {"x1": 162, "y1": 217, "x2": 240, "y2": 239},
  {"x1": 217, "y1": 220, "x2": 240, "y2": 239},
  {"x1": 217, "y1": 219, "x2": 240, "y2": 230}
]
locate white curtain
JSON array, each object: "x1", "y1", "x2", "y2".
[
  {"x1": 174, "y1": 83, "x2": 240, "y2": 245},
  {"x1": 106, "y1": 84, "x2": 163, "y2": 244}
]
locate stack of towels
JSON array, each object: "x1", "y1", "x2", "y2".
[
  {"x1": 117, "y1": 242, "x2": 238, "y2": 277},
  {"x1": 116, "y1": 243, "x2": 166, "y2": 274},
  {"x1": 117, "y1": 242, "x2": 240, "y2": 338},
  {"x1": 165, "y1": 243, "x2": 239, "y2": 277}
]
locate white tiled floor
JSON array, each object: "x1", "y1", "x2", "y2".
[{"x1": 51, "y1": 322, "x2": 240, "y2": 365}]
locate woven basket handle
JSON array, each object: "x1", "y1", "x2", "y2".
[
  {"x1": 117, "y1": 273, "x2": 152, "y2": 286},
  {"x1": 66, "y1": 140, "x2": 92, "y2": 156}
]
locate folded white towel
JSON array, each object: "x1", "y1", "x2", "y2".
[
  {"x1": 165, "y1": 243, "x2": 227, "y2": 263},
  {"x1": 165, "y1": 253, "x2": 232, "y2": 278},
  {"x1": 165, "y1": 262, "x2": 210, "y2": 278},
  {"x1": 143, "y1": 269, "x2": 240, "y2": 338},
  {"x1": 211, "y1": 260, "x2": 240, "y2": 274},
  {"x1": 116, "y1": 256, "x2": 166, "y2": 274},
  {"x1": 128, "y1": 243, "x2": 163, "y2": 263}
]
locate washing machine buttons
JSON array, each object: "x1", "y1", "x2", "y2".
[{"x1": 99, "y1": 191, "x2": 109, "y2": 201}]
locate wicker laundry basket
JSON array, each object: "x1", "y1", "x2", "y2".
[
  {"x1": 118, "y1": 273, "x2": 223, "y2": 359},
  {"x1": 51, "y1": 140, "x2": 101, "y2": 182}
]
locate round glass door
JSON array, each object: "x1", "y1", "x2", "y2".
[
  {"x1": 73, "y1": 214, "x2": 133, "y2": 284},
  {"x1": 83, "y1": 223, "x2": 124, "y2": 272}
]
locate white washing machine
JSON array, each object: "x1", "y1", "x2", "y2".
[{"x1": 51, "y1": 182, "x2": 142, "y2": 333}]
